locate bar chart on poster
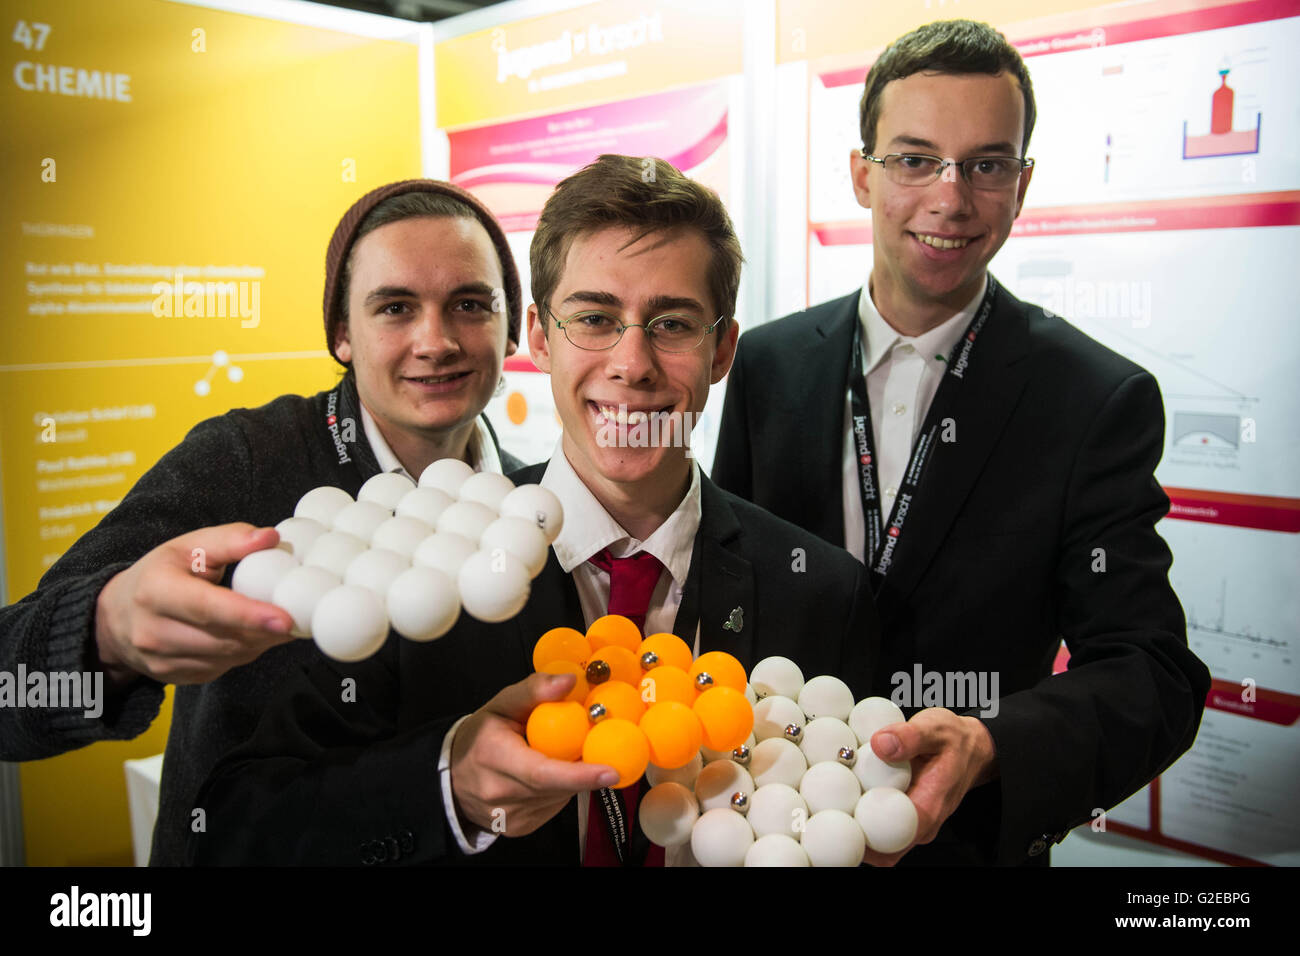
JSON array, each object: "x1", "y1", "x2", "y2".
[{"x1": 776, "y1": 0, "x2": 1300, "y2": 865}]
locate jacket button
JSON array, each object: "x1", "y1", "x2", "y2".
[{"x1": 1027, "y1": 837, "x2": 1048, "y2": 857}]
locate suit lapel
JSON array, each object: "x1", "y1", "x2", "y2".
[
  {"x1": 677, "y1": 479, "x2": 756, "y2": 665},
  {"x1": 876, "y1": 282, "x2": 1032, "y2": 611}
]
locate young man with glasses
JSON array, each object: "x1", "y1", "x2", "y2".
[
  {"x1": 189, "y1": 155, "x2": 878, "y2": 866},
  {"x1": 714, "y1": 19, "x2": 1209, "y2": 865}
]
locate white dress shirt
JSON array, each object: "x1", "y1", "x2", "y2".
[
  {"x1": 441, "y1": 440, "x2": 703, "y2": 864},
  {"x1": 359, "y1": 403, "x2": 502, "y2": 479},
  {"x1": 840, "y1": 275, "x2": 987, "y2": 564}
]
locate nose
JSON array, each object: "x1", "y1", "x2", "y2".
[
  {"x1": 411, "y1": 309, "x2": 462, "y2": 362},
  {"x1": 927, "y1": 163, "x2": 976, "y2": 218},
  {"x1": 604, "y1": 323, "x2": 658, "y2": 385}
]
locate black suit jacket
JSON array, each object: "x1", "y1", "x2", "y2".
[
  {"x1": 712, "y1": 281, "x2": 1211, "y2": 865},
  {"x1": 189, "y1": 464, "x2": 879, "y2": 865}
]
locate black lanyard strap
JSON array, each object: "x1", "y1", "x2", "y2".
[{"x1": 847, "y1": 277, "x2": 998, "y2": 588}]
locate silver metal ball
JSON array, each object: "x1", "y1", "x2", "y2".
[
  {"x1": 731, "y1": 744, "x2": 751, "y2": 765},
  {"x1": 783, "y1": 723, "x2": 804, "y2": 743},
  {"x1": 587, "y1": 702, "x2": 607, "y2": 723},
  {"x1": 694, "y1": 671, "x2": 715, "y2": 691},
  {"x1": 730, "y1": 791, "x2": 750, "y2": 814},
  {"x1": 585, "y1": 659, "x2": 610, "y2": 685},
  {"x1": 640, "y1": 650, "x2": 660, "y2": 671},
  {"x1": 837, "y1": 746, "x2": 856, "y2": 765}
]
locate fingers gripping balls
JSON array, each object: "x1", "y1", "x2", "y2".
[{"x1": 231, "y1": 474, "x2": 564, "y2": 661}]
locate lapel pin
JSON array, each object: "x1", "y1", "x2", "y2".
[{"x1": 723, "y1": 607, "x2": 744, "y2": 633}]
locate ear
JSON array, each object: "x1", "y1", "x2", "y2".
[
  {"x1": 709, "y1": 318, "x2": 740, "y2": 385},
  {"x1": 526, "y1": 304, "x2": 550, "y2": 373},
  {"x1": 849, "y1": 148, "x2": 873, "y2": 212},
  {"x1": 1013, "y1": 162, "x2": 1034, "y2": 219},
  {"x1": 334, "y1": 321, "x2": 352, "y2": 364},
  {"x1": 505, "y1": 334, "x2": 518, "y2": 358}
]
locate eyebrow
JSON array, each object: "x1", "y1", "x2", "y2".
[
  {"x1": 364, "y1": 282, "x2": 496, "y2": 305},
  {"x1": 558, "y1": 290, "x2": 707, "y2": 314},
  {"x1": 888, "y1": 134, "x2": 1020, "y2": 155}
]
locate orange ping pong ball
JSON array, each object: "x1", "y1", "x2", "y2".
[
  {"x1": 640, "y1": 701, "x2": 704, "y2": 769},
  {"x1": 693, "y1": 686, "x2": 754, "y2": 752},
  {"x1": 639, "y1": 665, "x2": 697, "y2": 707},
  {"x1": 540, "y1": 660, "x2": 589, "y2": 703},
  {"x1": 585, "y1": 680, "x2": 646, "y2": 724},
  {"x1": 587, "y1": 645, "x2": 641, "y2": 686},
  {"x1": 638, "y1": 633, "x2": 692, "y2": 672},
  {"x1": 533, "y1": 627, "x2": 591, "y2": 671},
  {"x1": 689, "y1": 651, "x2": 748, "y2": 694},
  {"x1": 582, "y1": 718, "x2": 649, "y2": 789},
  {"x1": 526, "y1": 701, "x2": 590, "y2": 761},
  {"x1": 586, "y1": 614, "x2": 642, "y2": 654}
]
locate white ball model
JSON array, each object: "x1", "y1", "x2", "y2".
[
  {"x1": 332, "y1": 500, "x2": 392, "y2": 544},
  {"x1": 274, "y1": 516, "x2": 328, "y2": 559},
  {"x1": 799, "y1": 716, "x2": 859, "y2": 766},
  {"x1": 498, "y1": 484, "x2": 564, "y2": 543},
  {"x1": 855, "y1": 787, "x2": 918, "y2": 854},
  {"x1": 457, "y1": 472, "x2": 516, "y2": 512},
  {"x1": 479, "y1": 516, "x2": 549, "y2": 579},
  {"x1": 231, "y1": 546, "x2": 299, "y2": 604},
  {"x1": 386, "y1": 566, "x2": 460, "y2": 642},
  {"x1": 357, "y1": 472, "x2": 415, "y2": 511},
  {"x1": 746, "y1": 784, "x2": 808, "y2": 839},
  {"x1": 801, "y1": 809, "x2": 866, "y2": 867},
  {"x1": 798, "y1": 761, "x2": 861, "y2": 816},
  {"x1": 749, "y1": 656, "x2": 804, "y2": 700},
  {"x1": 294, "y1": 486, "x2": 353, "y2": 528},
  {"x1": 638, "y1": 782, "x2": 699, "y2": 847},
  {"x1": 457, "y1": 549, "x2": 530, "y2": 623},
  {"x1": 797, "y1": 674, "x2": 855, "y2": 721},
  {"x1": 694, "y1": 759, "x2": 755, "y2": 814},
  {"x1": 748, "y1": 738, "x2": 808, "y2": 790},
  {"x1": 752, "y1": 695, "x2": 805, "y2": 742},
  {"x1": 848, "y1": 696, "x2": 906, "y2": 746},
  {"x1": 690, "y1": 807, "x2": 754, "y2": 867},
  {"x1": 418, "y1": 458, "x2": 474, "y2": 498},
  {"x1": 744, "y1": 834, "x2": 810, "y2": 867},
  {"x1": 270, "y1": 564, "x2": 339, "y2": 637},
  {"x1": 311, "y1": 585, "x2": 390, "y2": 662}
]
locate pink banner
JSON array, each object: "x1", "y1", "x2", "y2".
[{"x1": 1165, "y1": 487, "x2": 1300, "y2": 533}]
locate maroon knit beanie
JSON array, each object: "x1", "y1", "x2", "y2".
[{"x1": 323, "y1": 179, "x2": 522, "y2": 366}]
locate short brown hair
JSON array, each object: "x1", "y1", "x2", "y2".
[
  {"x1": 530, "y1": 154, "x2": 743, "y2": 328},
  {"x1": 859, "y1": 19, "x2": 1036, "y2": 157}
]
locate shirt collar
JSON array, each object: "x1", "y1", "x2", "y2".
[
  {"x1": 541, "y1": 440, "x2": 701, "y2": 590},
  {"x1": 358, "y1": 403, "x2": 498, "y2": 479},
  {"x1": 857, "y1": 273, "x2": 988, "y2": 373}
]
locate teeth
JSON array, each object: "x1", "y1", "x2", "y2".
[
  {"x1": 916, "y1": 234, "x2": 972, "y2": 250},
  {"x1": 597, "y1": 404, "x2": 653, "y2": 425},
  {"x1": 412, "y1": 373, "x2": 461, "y2": 384}
]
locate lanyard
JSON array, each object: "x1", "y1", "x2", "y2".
[{"x1": 848, "y1": 277, "x2": 998, "y2": 587}]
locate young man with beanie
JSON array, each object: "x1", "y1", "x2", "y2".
[
  {"x1": 190, "y1": 155, "x2": 879, "y2": 866},
  {"x1": 0, "y1": 179, "x2": 524, "y2": 865}
]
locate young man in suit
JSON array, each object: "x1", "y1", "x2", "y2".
[
  {"x1": 713, "y1": 20, "x2": 1209, "y2": 865},
  {"x1": 190, "y1": 155, "x2": 878, "y2": 865},
  {"x1": 0, "y1": 180, "x2": 525, "y2": 864}
]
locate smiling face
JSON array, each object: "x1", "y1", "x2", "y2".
[
  {"x1": 336, "y1": 215, "x2": 514, "y2": 469},
  {"x1": 527, "y1": 225, "x2": 737, "y2": 507},
  {"x1": 850, "y1": 70, "x2": 1033, "y2": 331}
]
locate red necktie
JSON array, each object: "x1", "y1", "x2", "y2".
[{"x1": 583, "y1": 548, "x2": 666, "y2": 867}]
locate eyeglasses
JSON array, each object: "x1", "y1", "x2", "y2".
[
  {"x1": 861, "y1": 151, "x2": 1034, "y2": 190},
  {"x1": 547, "y1": 306, "x2": 725, "y2": 353}
]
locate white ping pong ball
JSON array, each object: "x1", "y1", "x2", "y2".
[
  {"x1": 798, "y1": 675, "x2": 855, "y2": 721},
  {"x1": 849, "y1": 696, "x2": 906, "y2": 746},
  {"x1": 311, "y1": 584, "x2": 390, "y2": 662},
  {"x1": 271, "y1": 565, "x2": 340, "y2": 637},
  {"x1": 745, "y1": 833, "x2": 810, "y2": 867},
  {"x1": 436, "y1": 501, "x2": 497, "y2": 544},
  {"x1": 693, "y1": 759, "x2": 755, "y2": 813},
  {"x1": 387, "y1": 566, "x2": 460, "y2": 642},
  {"x1": 302, "y1": 531, "x2": 368, "y2": 579},
  {"x1": 294, "y1": 486, "x2": 354, "y2": 527},
  {"x1": 690, "y1": 807, "x2": 754, "y2": 867},
  {"x1": 231, "y1": 547, "x2": 299, "y2": 604},
  {"x1": 801, "y1": 809, "x2": 866, "y2": 867},
  {"x1": 274, "y1": 516, "x2": 328, "y2": 559},
  {"x1": 457, "y1": 471, "x2": 515, "y2": 511},
  {"x1": 358, "y1": 472, "x2": 416, "y2": 511},
  {"x1": 646, "y1": 752, "x2": 703, "y2": 790},
  {"x1": 370, "y1": 516, "x2": 433, "y2": 561},
  {"x1": 395, "y1": 486, "x2": 455, "y2": 528},
  {"x1": 749, "y1": 656, "x2": 804, "y2": 700},
  {"x1": 745, "y1": 684, "x2": 757, "y2": 705},
  {"x1": 853, "y1": 746, "x2": 912, "y2": 793},
  {"x1": 344, "y1": 548, "x2": 409, "y2": 603},
  {"x1": 419, "y1": 458, "x2": 475, "y2": 498},
  {"x1": 639, "y1": 782, "x2": 699, "y2": 847},
  {"x1": 799, "y1": 717, "x2": 859, "y2": 766},
  {"x1": 749, "y1": 737, "x2": 808, "y2": 789},
  {"x1": 457, "y1": 549, "x2": 530, "y2": 623},
  {"x1": 798, "y1": 761, "x2": 861, "y2": 815},
  {"x1": 498, "y1": 484, "x2": 564, "y2": 543},
  {"x1": 479, "y1": 516, "x2": 549, "y2": 579},
  {"x1": 753, "y1": 695, "x2": 804, "y2": 742},
  {"x1": 855, "y1": 787, "x2": 918, "y2": 854},
  {"x1": 412, "y1": 532, "x2": 478, "y2": 579},
  {"x1": 747, "y1": 784, "x2": 809, "y2": 839},
  {"x1": 333, "y1": 500, "x2": 392, "y2": 543}
]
